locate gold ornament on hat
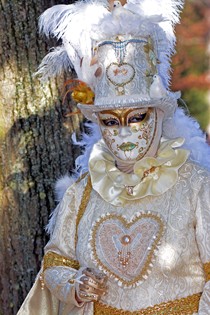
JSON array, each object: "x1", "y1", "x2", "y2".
[{"x1": 63, "y1": 79, "x2": 95, "y2": 105}]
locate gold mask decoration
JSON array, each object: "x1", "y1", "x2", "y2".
[{"x1": 97, "y1": 107, "x2": 160, "y2": 162}]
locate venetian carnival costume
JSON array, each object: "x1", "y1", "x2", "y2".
[{"x1": 18, "y1": 0, "x2": 210, "y2": 314}]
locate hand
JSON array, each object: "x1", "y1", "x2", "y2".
[{"x1": 77, "y1": 267, "x2": 108, "y2": 302}]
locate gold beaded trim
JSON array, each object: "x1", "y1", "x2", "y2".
[
  {"x1": 40, "y1": 252, "x2": 80, "y2": 289},
  {"x1": 203, "y1": 262, "x2": 210, "y2": 282},
  {"x1": 94, "y1": 293, "x2": 201, "y2": 315},
  {"x1": 43, "y1": 251, "x2": 80, "y2": 272},
  {"x1": 75, "y1": 174, "x2": 92, "y2": 246},
  {"x1": 76, "y1": 171, "x2": 89, "y2": 184}
]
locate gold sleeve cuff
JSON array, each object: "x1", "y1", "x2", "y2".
[
  {"x1": 203, "y1": 262, "x2": 210, "y2": 282},
  {"x1": 43, "y1": 251, "x2": 80, "y2": 272}
]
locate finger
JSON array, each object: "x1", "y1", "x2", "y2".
[
  {"x1": 79, "y1": 283, "x2": 107, "y2": 296},
  {"x1": 82, "y1": 276, "x2": 107, "y2": 290},
  {"x1": 83, "y1": 269, "x2": 107, "y2": 285},
  {"x1": 78, "y1": 290, "x2": 99, "y2": 301}
]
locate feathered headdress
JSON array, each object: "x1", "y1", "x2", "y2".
[{"x1": 37, "y1": 0, "x2": 184, "y2": 121}]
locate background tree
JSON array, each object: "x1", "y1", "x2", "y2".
[
  {"x1": 0, "y1": 1, "x2": 82, "y2": 314},
  {"x1": 0, "y1": 0, "x2": 209, "y2": 314},
  {"x1": 171, "y1": 0, "x2": 210, "y2": 130}
]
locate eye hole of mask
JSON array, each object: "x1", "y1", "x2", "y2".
[
  {"x1": 128, "y1": 112, "x2": 147, "y2": 124},
  {"x1": 101, "y1": 118, "x2": 119, "y2": 126}
]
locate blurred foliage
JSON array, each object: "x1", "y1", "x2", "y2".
[
  {"x1": 171, "y1": 0, "x2": 210, "y2": 131},
  {"x1": 182, "y1": 89, "x2": 209, "y2": 130}
]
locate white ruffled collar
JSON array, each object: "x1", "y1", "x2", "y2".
[{"x1": 89, "y1": 138, "x2": 189, "y2": 206}]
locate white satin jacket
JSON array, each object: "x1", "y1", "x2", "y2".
[{"x1": 18, "y1": 156, "x2": 210, "y2": 315}]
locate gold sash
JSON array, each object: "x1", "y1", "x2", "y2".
[{"x1": 94, "y1": 293, "x2": 201, "y2": 315}]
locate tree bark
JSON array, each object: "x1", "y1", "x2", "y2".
[{"x1": 0, "y1": 1, "x2": 81, "y2": 314}]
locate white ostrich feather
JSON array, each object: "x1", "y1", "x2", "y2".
[
  {"x1": 38, "y1": 1, "x2": 108, "y2": 83},
  {"x1": 73, "y1": 122, "x2": 101, "y2": 173},
  {"x1": 35, "y1": 46, "x2": 73, "y2": 81},
  {"x1": 138, "y1": 0, "x2": 184, "y2": 24},
  {"x1": 54, "y1": 173, "x2": 78, "y2": 202},
  {"x1": 163, "y1": 107, "x2": 210, "y2": 171},
  {"x1": 45, "y1": 173, "x2": 78, "y2": 235}
]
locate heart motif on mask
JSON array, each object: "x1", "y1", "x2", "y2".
[
  {"x1": 106, "y1": 63, "x2": 135, "y2": 87},
  {"x1": 90, "y1": 212, "x2": 165, "y2": 287}
]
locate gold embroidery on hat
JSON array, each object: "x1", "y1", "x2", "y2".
[
  {"x1": 144, "y1": 36, "x2": 158, "y2": 88},
  {"x1": 106, "y1": 62, "x2": 136, "y2": 93}
]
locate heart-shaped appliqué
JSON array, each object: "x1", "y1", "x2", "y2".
[
  {"x1": 89, "y1": 212, "x2": 165, "y2": 287},
  {"x1": 106, "y1": 63, "x2": 135, "y2": 87}
]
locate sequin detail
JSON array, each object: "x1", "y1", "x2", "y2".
[
  {"x1": 43, "y1": 251, "x2": 80, "y2": 272},
  {"x1": 94, "y1": 293, "x2": 201, "y2": 315},
  {"x1": 89, "y1": 212, "x2": 165, "y2": 287}
]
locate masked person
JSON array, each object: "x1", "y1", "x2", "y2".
[{"x1": 18, "y1": 0, "x2": 210, "y2": 314}]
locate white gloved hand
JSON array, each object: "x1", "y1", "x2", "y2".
[{"x1": 75, "y1": 267, "x2": 108, "y2": 302}]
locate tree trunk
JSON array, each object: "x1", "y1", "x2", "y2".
[{"x1": 0, "y1": 1, "x2": 81, "y2": 314}]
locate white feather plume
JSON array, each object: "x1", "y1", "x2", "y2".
[
  {"x1": 45, "y1": 173, "x2": 78, "y2": 235},
  {"x1": 138, "y1": 0, "x2": 184, "y2": 24},
  {"x1": 73, "y1": 122, "x2": 101, "y2": 173},
  {"x1": 38, "y1": 1, "x2": 108, "y2": 83},
  {"x1": 37, "y1": 0, "x2": 184, "y2": 87},
  {"x1": 35, "y1": 46, "x2": 73, "y2": 80},
  {"x1": 54, "y1": 173, "x2": 78, "y2": 202},
  {"x1": 163, "y1": 107, "x2": 210, "y2": 171}
]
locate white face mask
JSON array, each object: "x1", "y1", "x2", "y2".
[{"x1": 97, "y1": 107, "x2": 163, "y2": 163}]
